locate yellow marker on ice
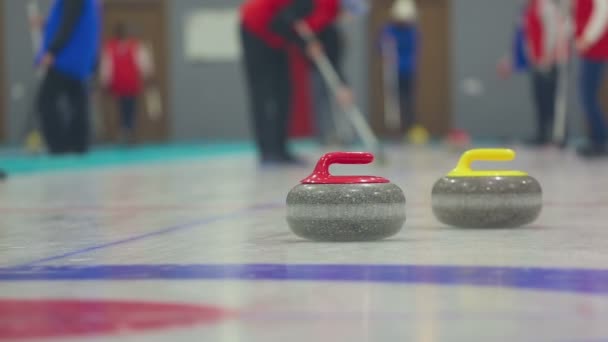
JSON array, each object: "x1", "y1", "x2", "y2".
[
  {"x1": 25, "y1": 131, "x2": 44, "y2": 154},
  {"x1": 406, "y1": 124, "x2": 430, "y2": 145}
]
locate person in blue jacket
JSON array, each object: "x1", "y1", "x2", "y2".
[{"x1": 36, "y1": 0, "x2": 101, "y2": 155}]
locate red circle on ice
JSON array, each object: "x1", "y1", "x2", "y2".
[{"x1": 0, "y1": 299, "x2": 233, "y2": 340}]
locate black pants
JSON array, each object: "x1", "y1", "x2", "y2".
[
  {"x1": 240, "y1": 26, "x2": 292, "y2": 159},
  {"x1": 531, "y1": 67, "x2": 558, "y2": 143},
  {"x1": 118, "y1": 96, "x2": 137, "y2": 133},
  {"x1": 398, "y1": 74, "x2": 416, "y2": 132},
  {"x1": 38, "y1": 68, "x2": 90, "y2": 155}
]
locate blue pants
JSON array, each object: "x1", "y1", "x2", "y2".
[
  {"x1": 580, "y1": 58, "x2": 608, "y2": 145},
  {"x1": 118, "y1": 96, "x2": 137, "y2": 132}
]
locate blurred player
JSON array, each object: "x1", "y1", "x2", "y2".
[
  {"x1": 100, "y1": 23, "x2": 154, "y2": 145},
  {"x1": 308, "y1": 0, "x2": 368, "y2": 146},
  {"x1": 575, "y1": 0, "x2": 608, "y2": 157},
  {"x1": 240, "y1": 0, "x2": 343, "y2": 165},
  {"x1": 380, "y1": 0, "x2": 420, "y2": 136},
  {"x1": 498, "y1": 0, "x2": 569, "y2": 146},
  {"x1": 35, "y1": 0, "x2": 101, "y2": 155}
]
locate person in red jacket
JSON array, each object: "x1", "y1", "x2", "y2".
[
  {"x1": 100, "y1": 23, "x2": 154, "y2": 144},
  {"x1": 500, "y1": 0, "x2": 569, "y2": 145},
  {"x1": 240, "y1": 0, "x2": 341, "y2": 165},
  {"x1": 575, "y1": 0, "x2": 608, "y2": 157}
]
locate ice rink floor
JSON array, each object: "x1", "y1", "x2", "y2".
[{"x1": 1, "y1": 145, "x2": 608, "y2": 341}]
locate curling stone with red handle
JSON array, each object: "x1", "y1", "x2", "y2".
[{"x1": 287, "y1": 152, "x2": 406, "y2": 241}]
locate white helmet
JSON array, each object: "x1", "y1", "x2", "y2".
[{"x1": 391, "y1": 0, "x2": 418, "y2": 22}]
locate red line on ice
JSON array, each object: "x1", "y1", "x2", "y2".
[{"x1": 0, "y1": 299, "x2": 234, "y2": 340}]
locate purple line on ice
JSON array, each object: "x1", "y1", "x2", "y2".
[
  {"x1": 1, "y1": 264, "x2": 608, "y2": 295},
  {"x1": 12, "y1": 202, "x2": 284, "y2": 268}
]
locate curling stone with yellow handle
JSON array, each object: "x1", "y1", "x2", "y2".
[{"x1": 432, "y1": 149, "x2": 542, "y2": 228}]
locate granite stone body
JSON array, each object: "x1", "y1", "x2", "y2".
[
  {"x1": 432, "y1": 176, "x2": 542, "y2": 228},
  {"x1": 287, "y1": 183, "x2": 406, "y2": 241}
]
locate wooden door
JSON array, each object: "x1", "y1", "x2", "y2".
[
  {"x1": 100, "y1": 0, "x2": 169, "y2": 143},
  {"x1": 369, "y1": 0, "x2": 451, "y2": 137}
]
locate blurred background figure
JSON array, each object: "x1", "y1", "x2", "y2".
[
  {"x1": 35, "y1": 0, "x2": 101, "y2": 155},
  {"x1": 240, "y1": 0, "x2": 339, "y2": 165},
  {"x1": 100, "y1": 22, "x2": 155, "y2": 145},
  {"x1": 3, "y1": 0, "x2": 604, "y2": 165},
  {"x1": 575, "y1": 0, "x2": 608, "y2": 157},
  {"x1": 308, "y1": 0, "x2": 368, "y2": 146},
  {"x1": 380, "y1": 0, "x2": 420, "y2": 138},
  {"x1": 498, "y1": 0, "x2": 570, "y2": 146}
]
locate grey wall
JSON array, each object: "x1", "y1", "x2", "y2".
[
  {"x1": 2, "y1": 0, "x2": 51, "y2": 144},
  {"x1": 450, "y1": 0, "x2": 582, "y2": 139},
  {"x1": 168, "y1": 0, "x2": 250, "y2": 141},
  {"x1": 342, "y1": 15, "x2": 370, "y2": 122}
]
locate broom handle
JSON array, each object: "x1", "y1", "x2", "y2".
[
  {"x1": 294, "y1": 23, "x2": 381, "y2": 149},
  {"x1": 314, "y1": 54, "x2": 380, "y2": 146},
  {"x1": 22, "y1": 0, "x2": 44, "y2": 139},
  {"x1": 553, "y1": 0, "x2": 571, "y2": 144},
  {"x1": 381, "y1": 36, "x2": 401, "y2": 130},
  {"x1": 27, "y1": 0, "x2": 46, "y2": 79},
  {"x1": 27, "y1": 1, "x2": 42, "y2": 52}
]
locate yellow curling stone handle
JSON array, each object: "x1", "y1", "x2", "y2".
[{"x1": 448, "y1": 149, "x2": 528, "y2": 177}]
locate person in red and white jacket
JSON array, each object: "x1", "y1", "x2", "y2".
[
  {"x1": 525, "y1": 0, "x2": 569, "y2": 144},
  {"x1": 241, "y1": 0, "x2": 360, "y2": 165},
  {"x1": 575, "y1": 0, "x2": 608, "y2": 157},
  {"x1": 100, "y1": 23, "x2": 154, "y2": 144},
  {"x1": 499, "y1": 0, "x2": 570, "y2": 145}
]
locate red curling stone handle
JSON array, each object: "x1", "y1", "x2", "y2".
[{"x1": 300, "y1": 152, "x2": 390, "y2": 184}]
